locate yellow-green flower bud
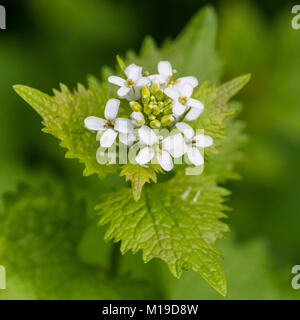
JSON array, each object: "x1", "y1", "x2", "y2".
[
  {"x1": 130, "y1": 101, "x2": 142, "y2": 112},
  {"x1": 158, "y1": 101, "x2": 164, "y2": 109},
  {"x1": 152, "y1": 82, "x2": 160, "y2": 94},
  {"x1": 152, "y1": 106, "x2": 160, "y2": 115},
  {"x1": 165, "y1": 98, "x2": 172, "y2": 106},
  {"x1": 155, "y1": 89, "x2": 164, "y2": 101},
  {"x1": 150, "y1": 120, "x2": 161, "y2": 129},
  {"x1": 161, "y1": 114, "x2": 175, "y2": 126},
  {"x1": 144, "y1": 103, "x2": 153, "y2": 115},
  {"x1": 148, "y1": 114, "x2": 156, "y2": 121},
  {"x1": 141, "y1": 85, "x2": 150, "y2": 104},
  {"x1": 163, "y1": 105, "x2": 173, "y2": 114},
  {"x1": 150, "y1": 95, "x2": 156, "y2": 103}
]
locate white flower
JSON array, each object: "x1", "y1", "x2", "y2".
[
  {"x1": 108, "y1": 64, "x2": 148, "y2": 100},
  {"x1": 84, "y1": 98, "x2": 133, "y2": 147},
  {"x1": 164, "y1": 83, "x2": 204, "y2": 120},
  {"x1": 135, "y1": 125, "x2": 185, "y2": 171},
  {"x1": 119, "y1": 132, "x2": 136, "y2": 146},
  {"x1": 149, "y1": 61, "x2": 198, "y2": 88},
  {"x1": 176, "y1": 122, "x2": 213, "y2": 166}
]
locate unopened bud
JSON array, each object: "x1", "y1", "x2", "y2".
[
  {"x1": 141, "y1": 85, "x2": 150, "y2": 104},
  {"x1": 161, "y1": 114, "x2": 175, "y2": 126},
  {"x1": 130, "y1": 101, "x2": 142, "y2": 112},
  {"x1": 155, "y1": 89, "x2": 164, "y2": 101},
  {"x1": 131, "y1": 111, "x2": 145, "y2": 126},
  {"x1": 152, "y1": 82, "x2": 160, "y2": 94},
  {"x1": 163, "y1": 105, "x2": 173, "y2": 114},
  {"x1": 144, "y1": 103, "x2": 153, "y2": 115},
  {"x1": 148, "y1": 114, "x2": 156, "y2": 121},
  {"x1": 158, "y1": 101, "x2": 164, "y2": 109},
  {"x1": 152, "y1": 106, "x2": 160, "y2": 115},
  {"x1": 150, "y1": 120, "x2": 161, "y2": 129}
]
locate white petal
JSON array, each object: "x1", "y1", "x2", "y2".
[
  {"x1": 158, "y1": 61, "x2": 172, "y2": 76},
  {"x1": 157, "y1": 151, "x2": 173, "y2": 171},
  {"x1": 186, "y1": 98, "x2": 204, "y2": 110},
  {"x1": 163, "y1": 134, "x2": 185, "y2": 158},
  {"x1": 164, "y1": 87, "x2": 179, "y2": 101},
  {"x1": 138, "y1": 125, "x2": 157, "y2": 146},
  {"x1": 194, "y1": 135, "x2": 213, "y2": 148},
  {"x1": 125, "y1": 64, "x2": 142, "y2": 81},
  {"x1": 84, "y1": 116, "x2": 105, "y2": 131},
  {"x1": 100, "y1": 129, "x2": 118, "y2": 148},
  {"x1": 176, "y1": 76, "x2": 198, "y2": 88},
  {"x1": 184, "y1": 107, "x2": 203, "y2": 121},
  {"x1": 187, "y1": 146, "x2": 204, "y2": 166},
  {"x1": 125, "y1": 89, "x2": 140, "y2": 101},
  {"x1": 149, "y1": 74, "x2": 166, "y2": 84},
  {"x1": 135, "y1": 77, "x2": 150, "y2": 87},
  {"x1": 172, "y1": 102, "x2": 186, "y2": 116},
  {"x1": 117, "y1": 86, "x2": 131, "y2": 98},
  {"x1": 108, "y1": 76, "x2": 126, "y2": 87},
  {"x1": 175, "y1": 122, "x2": 194, "y2": 140},
  {"x1": 119, "y1": 132, "x2": 136, "y2": 146},
  {"x1": 181, "y1": 83, "x2": 193, "y2": 98},
  {"x1": 136, "y1": 147, "x2": 154, "y2": 165},
  {"x1": 104, "y1": 98, "x2": 120, "y2": 120},
  {"x1": 114, "y1": 118, "x2": 133, "y2": 133}
]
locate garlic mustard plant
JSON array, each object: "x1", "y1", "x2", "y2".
[{"x1": 13, "y1": 7, "x2": 250, "y2": 296}]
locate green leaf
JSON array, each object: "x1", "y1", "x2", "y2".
[
  {"x1": 97, "y1": 172, "x2": 230, "y2": 296},
  {"x1": 192, "y1": 74, "x2": 251, "y2": 141},
  {"x1": 13, "y1": 77, "x2": 119, "y2": 179},
  {"x1": 206, "y1": 114, "x2": 247, "y2": 183},
  {"x1": 120, "y1": 164, "x2": 163, "y2": 201},
  {"x1": 0, "y1": 184, "x2": 151, "y2": 299},
  {"x1": 126, "y1": 6, "x2": 222, "y2": 83},
  {"x1": 168, "y1": 235, "x2": 300, "y2": 300}
]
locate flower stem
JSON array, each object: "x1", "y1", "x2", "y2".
[{"x1": 170, "y1": 106, "x2": 191, "y2": 129}]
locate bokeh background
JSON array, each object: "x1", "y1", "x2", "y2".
[{"x1": 1, "y1": 0, "x2": 300, "y2": 299}]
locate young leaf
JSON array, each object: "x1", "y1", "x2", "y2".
[
  {"x1": 13, "y1": 78, "x2": 119, "y2": 179},
  {"x1": 126, "y1": 6, "x2": 222, "y2": 83},
  {"x1": 192, "y1": 74, "x2": 251, "y2": 141},
  {"x1": 97, "y1": 172, "x2": 230, "y2": 296},
  {"x1": 0, "y1": 184, "x2": 151, "y2": 299},
  {"x1": 120, "y1": 164, "x2": 162, "y2": 201}
]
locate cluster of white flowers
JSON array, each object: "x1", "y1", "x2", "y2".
[{"x1": 84, "y1": 60, "x2": 213, "y2": 172}]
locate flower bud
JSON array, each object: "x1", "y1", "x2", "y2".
[
  {"x1": 163, "y1": 105, "x2": 173, "y2": 114},
  {"x1": 161, "y1": 114, "x2": 175, "y2": 126},
  {"x1": 152, "y1": 106, "x2": 160, "y2": 116},
  {"x1": 130, "y1": 101, "x2": 142, "y2": 112},
  {"x1": 152, "y1": 82, "x2": 160, "y2": 94},
  {"x1": 141, "y1": 85, "x2": 150, "y2": 104},
  {"x1": 150, "y1": 120, "x2": 161, "y2": 129},
  {"x1": 150, "y1": 95, "x2": 156, "y2": 103},
  {"x1": 131, "y1": 111, "x2": 145, "y2": 126},
  {"x1": 155, "y1": 89, "x2": 164, "y2": 101},
  {"x1": 148, "y1": 114, "x2": 156, "y2": 121},
  {"x1": 158, "y1": 101, "x2": 164, "y2": 109},
  {"x1": 144, "y1": 103, "x2": 153, "y2": 115}
]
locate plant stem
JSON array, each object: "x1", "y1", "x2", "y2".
[
  {"x1": 108, "y1": 242, "x2": 121, "y2": 276},
  {"x1": 170, "y1": 106, "x2": 191, "y2": 129}
]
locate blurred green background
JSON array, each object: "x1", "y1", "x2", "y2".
[{"x1": 0, "y1": 0, "x2": 300, "y2": 299}]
